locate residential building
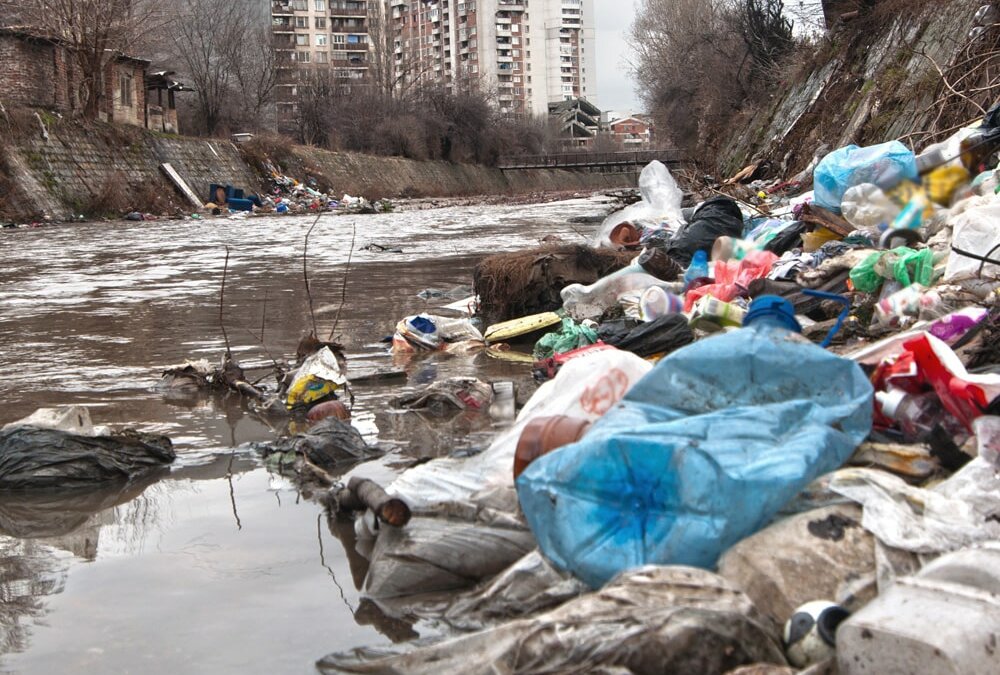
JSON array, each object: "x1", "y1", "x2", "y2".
[
  {"x1": 607, "y1": 115, "x2": 652, "y2": 147},
  {"x1": 269, "y1": 0, "x2": 595, "y2": 119},
  {"x1": 0, "y1": 28, "x2": 188, "y2": 132}
]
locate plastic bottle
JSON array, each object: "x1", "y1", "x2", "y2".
[
  {"x1": 683, "y1": 250, "x2": 709, "y2": 289},
  {"x1": 638, "y1": 286, "x2": 684, "y2": 321},
  {"x1": 689, "y1": 296, "x2": 746, "y2": 332},
  {"x1": 561, "y1": 255, "x2": 683, "y2": 321},
  {"x1": 875, "y1": 387, "x2": 945, "y2": 441}
]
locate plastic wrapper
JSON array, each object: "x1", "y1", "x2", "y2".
[
  {"x1": 849, "y1": 247, "x2": 936, "y2": 293},
  {"x1": 830, "y1": 458, "x2": 1000, "y2": 554},
  {"x1": 813, "y1": 141, "x2": 919, "y2": 214},
  {"x1": 533, "y1": 317, "x2": 598, "y2": 359},
  {"x1": 516, "y1": 323, "x2": 873, "y2": 588},
  {"x1": 319, "y1": 566, "x2": 785, "y2": 675}
]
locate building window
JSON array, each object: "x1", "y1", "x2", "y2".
[
  {"x1": 118, "y1": 71, "x2": 133, "y2": 107},
  {"x1": 316, "y1": 51, "x2": 329, "y2": 63},
  {"x1": 295, "y1": 16, "x2": 307, "y2": 27},
  {"x1": 296, "y1": 51, "x2": 311, "y2": 62},
  {"x1": 292, "y1": 0, "x2": 307, "y2": 9},
  {"x1": 332, "y1": 34, "x2": 346, "y2": 43},
  {"x1": 314, "y1": 0, "x2": 326, "y2": 10},
  {"x1": 315, "y1": 17, "x2": 326, "y2": 28},
  {"x1": 296, "y1": 34, "x2": 309, "y2": 45},
  {"x1": 316, "y1": 34, "x2": 328, "y2": 46}
]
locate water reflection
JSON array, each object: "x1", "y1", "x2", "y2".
[{"x1": 0, "y1": 197, "x2": 608, "y2": 672}]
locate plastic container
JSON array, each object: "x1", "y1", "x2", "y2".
[
  {"x1": 561, "y1": 264, "x2": 681, "y2": 321},
  {"x1": 513, "y1": 415, "x2": 592, "y2": 478},
  {"x1": 742, "y1": 295, "x2": 802, "y2": 333},
  {"x1": 683, "y1": 250, "x2": 709, "y2": 289},
  {"x1": 838, "y1": 545, "x2": 1000, "y2": 675},
  {"x1": 638, "y1": 286, "x2": 683, "y2": 321},
  {"x1": 689, "y1": 296, "x2": 746, "y2": 332}
]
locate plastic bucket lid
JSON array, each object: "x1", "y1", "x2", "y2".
[{"x1": 743, "y1": 295, "x2": 802, "y2": 333}]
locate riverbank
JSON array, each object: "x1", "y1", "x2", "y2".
[{"x1": 0, "y1": 117, "x2": 639, "y2": 224}]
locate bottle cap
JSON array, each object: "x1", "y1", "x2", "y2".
[{"x1": 743, "y1": 296, "x2": 802, "y2": 333}]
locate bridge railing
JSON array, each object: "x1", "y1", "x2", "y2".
[{"x1": 496, "y1": 149, "x2": 678, "y2": 170}]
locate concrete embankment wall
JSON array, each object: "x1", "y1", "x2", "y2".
[{"x1": 0, "y1": 123, "x2": 637, "y2": 221}]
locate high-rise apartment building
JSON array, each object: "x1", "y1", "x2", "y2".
[{"x1": 269, "y1": 0, "x2": 594, "y2": 118}]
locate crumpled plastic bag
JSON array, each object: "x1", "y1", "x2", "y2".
[
  {"x1": 830, "y1": 458, "x2": 1000, "y2": 554},
  {"x1": 944, "y1": 201, "x2": 1000, "y2": 290},
  {"x1": 814, "y1": 141, "x2": 919, "y2": 214},
  {"x1": 517, "y1": 323, "x2": 873, "y2": 587},
  {"x1": 533, "y1": 317, "x2": 598, "y2": 359},
  {"x1": 594, "y1": 161, "x2": 684, "y2": 246},
  {"x1": 285, "y1": 346, "x2": 348, "y2": 410},
  {"x1": 318, "y1": 566, "x2": 785, "y2": 674},
  {"x1": 683, "y1": 250, "x2": 779, "y2": 311},
  {"x1": 849, "y1": 247, "x2": 936, "y2": 293}
]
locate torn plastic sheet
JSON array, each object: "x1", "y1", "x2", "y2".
[
  {"x1": 318, "y1": 566, "x2": 785, "y2": 675},
  {"x1": 830, "y1": 458, "x2": 1000, "y2": 554},
  {"x1": 374, "y1": 550, "x2": 588, "y2": 632}
]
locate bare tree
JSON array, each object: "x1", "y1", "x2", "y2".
[
  {"x1": 0, "y1": 0, "x2": 164, "y2": 118},
  {"x1": 165, "y1": 0, "x2": 280, "y2": 134}
]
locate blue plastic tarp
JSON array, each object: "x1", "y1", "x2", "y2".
[{"x1": 516, "y1": 324, "x2": 874, "y2": 588}]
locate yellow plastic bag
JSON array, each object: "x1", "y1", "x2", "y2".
[
  {"x1": 801, "y1": 226, "x2": 840, "y2": 252},
  {"x1": 923, "y1": 165, "x2": 970, "y2": 206}
]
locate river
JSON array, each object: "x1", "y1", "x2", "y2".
[{"x1": 0, "y1": 196, "x2": 611, "y2": 673}]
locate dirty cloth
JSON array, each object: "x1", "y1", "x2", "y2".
[
  {"x1": 517, "y1": 323, "x2": 873, "y2": 587},
  {"x1": 663, "y1": 196, "x2": 745, "y2": 267},
  {"x1": 319, "y1": 566, "x2": 786, "y2": 675},
  {"x1": 0, "y1": 426, "x2": 175, "y2": 490}
]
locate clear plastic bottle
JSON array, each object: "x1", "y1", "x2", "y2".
[{"x1": 875, "y1": 388, "x2": 945, "y2": 441}]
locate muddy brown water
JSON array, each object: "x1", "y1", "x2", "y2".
[{"x1": 0, "y1": 197, "x2": 611, "y2": 673}]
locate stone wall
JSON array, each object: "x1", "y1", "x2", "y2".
[{"x1": 3, "y1": 126, "x2": 256, "y2": 219}]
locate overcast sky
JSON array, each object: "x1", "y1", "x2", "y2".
[{"x1": 593, "y1": 0, "x2": 644, "y2": 115}]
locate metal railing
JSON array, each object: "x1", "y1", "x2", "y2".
[{"x1": 496, "y1": 149, "x2": 678, "y2": 170}]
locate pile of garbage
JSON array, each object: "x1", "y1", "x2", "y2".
[
  {"x1": 321, "y1": 107, "x2": 1000, "y2": 673},
  {"x1": 255, "y1": 160, "x2": 394, "y2": 216}
]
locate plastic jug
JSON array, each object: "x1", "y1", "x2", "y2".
[
  {"x1": 838, "y1": 545, "x2": 1000, "y2": 675},
  {"x1": 683, "y1": 250, "x2": 709, "y2": 289}
]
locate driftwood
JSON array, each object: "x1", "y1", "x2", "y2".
[{"x1": 334, "y1": 476, "x2": 411, "y2": 527}]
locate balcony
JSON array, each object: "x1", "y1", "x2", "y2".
[
  {"x1": 272, "y1": 2, "x2": 295, "y2": 15},
  {"x1": 331, "y1": 22, "x2": 367, "y2": 32},
  {"x1": 331, "y1": 58, "x2": 368, "y2": 68},
  {"x1": 330, "y1": 7, "x2": 368, "y2": 17}
]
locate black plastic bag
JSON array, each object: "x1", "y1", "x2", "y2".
[
  {"x1": 598, "y1": 314, "x2": 694, "y2": 358},
  {"x1": 0, "y1": 427, "x2": 175, "y2": 490},
  {"x1": 665, "y1": 196, "x2": 745, "y2": 266}
]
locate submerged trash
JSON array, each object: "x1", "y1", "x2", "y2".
[{"x1": 0, "y1": 423, "x2": 175, "y2": 490}]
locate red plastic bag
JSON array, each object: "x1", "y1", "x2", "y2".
[{"x1": 684, "y1": 250, "x2": 779, "y2": 311}]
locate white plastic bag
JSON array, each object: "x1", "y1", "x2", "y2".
[
  {"x1": 944, "y1": 201, "x2": 1000, "y2": 289},
  {"x1": 594, "y1": 161, "x2": 684, "y2": 246}
]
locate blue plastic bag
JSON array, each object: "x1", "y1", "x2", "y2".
[
  {"x1": 516, "y1": 324, "x2": 873, "y2": 588},
  {"x1": 813, "y1": 141, "x2": 918, "y2": 214}
]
